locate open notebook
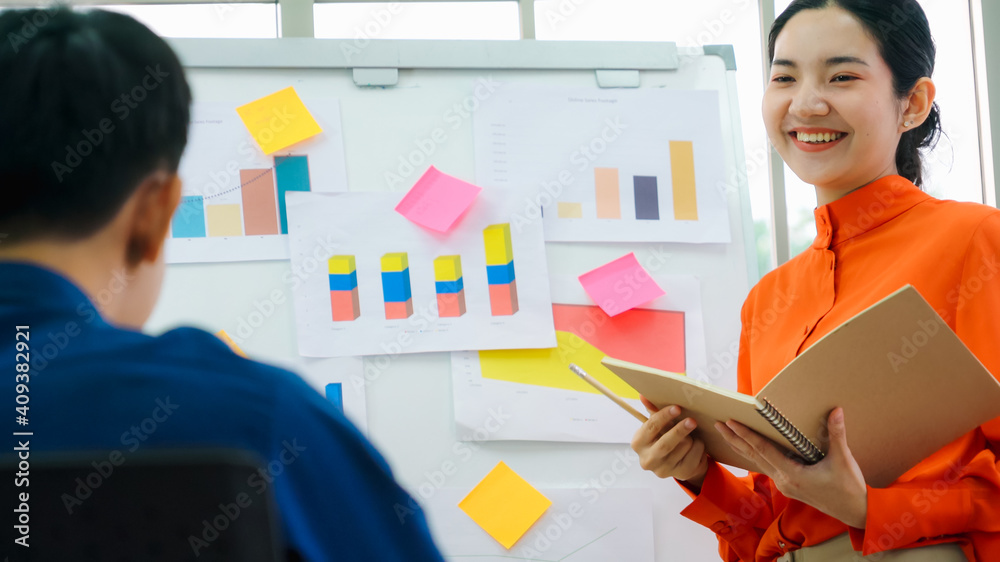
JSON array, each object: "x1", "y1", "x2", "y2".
[{"x1": 603, "y1": 285, "x2": 1000, "y2": 488}]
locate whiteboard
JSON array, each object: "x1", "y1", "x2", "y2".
[{"x1": 146, "y1": 38, "x2": 757, "y2": 561}]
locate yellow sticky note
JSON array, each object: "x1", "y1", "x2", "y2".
[
  {"x1": 215, "y1": 330, "x2": 247, "y2": 357},
  {"x1": 236, "y1": 87, "x2": 322, "y2": 155},
  {"x1": 458, "y1": 462, "x2": 551, "y2": 549}
]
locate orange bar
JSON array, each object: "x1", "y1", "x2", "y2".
[
  {"x1": 488, "y1": 281, "x2": 519, "y2": 316},
  {"x1": 670, "y1": 141, "x2": 699, "y2": 221},
  {"x1": 437, "y1": 289, "x2": 467, "y2": 318},
  {"x1": 594, "y1": 168, "x2": 621, "y2": 219},
  {"x1": 330, "y1": 288, "x2": 361, "y2": 322},
  {"x1": 241, "y1": 168, "x2": 279, "y2": 235}
]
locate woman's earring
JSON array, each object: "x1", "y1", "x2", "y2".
[{"x1": 904, "y1": 121, "x2": 913, "y2": 128}]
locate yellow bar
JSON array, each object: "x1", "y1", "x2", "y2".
[
  {"x1": 206, "y1": 204, "x2": 243, "y2": 237},
  {"x1": 434, "y1": 255, "x2": 463, "y2": 282},
  {"x1": 328, "y1": 255, "x2": 356, "y2": 275},
  {"x1": 381, "y1": 252, "x2": 409, "y2": 272},
  {"x1": 670, "y1": 141, "x2": 699, "y2": 221},
  {"x1": 557, "y1": 202, "x2": 583, "y2": 218},
  {"x1": 483, "y1": 223, "x2": 514, "y2": 266},
  {"x1": 594, "y1": 168, "x2": 621, "y2": 219}
]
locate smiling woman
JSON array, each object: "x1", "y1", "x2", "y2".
[
  {"x1": 765, "y1": 0, "x2": 940, "y2": 205},
  {"x1": 631, "y1": 1, "x2": 1000, "y2": 561}
]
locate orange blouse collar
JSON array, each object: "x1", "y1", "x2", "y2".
[{"x1": 811, "y1": 175, "x2": 930, "y2": 250}]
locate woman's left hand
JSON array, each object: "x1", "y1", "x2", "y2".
[{"x1": 716, "y1": 407, "x2": 868, "y2": 529}]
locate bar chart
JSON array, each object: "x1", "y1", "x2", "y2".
[
  {"x1": 171, "y1": 155, "x2": 311, "y2": 240},
  {"x1": 484, "y1": 223, "x2": 519, "y2": 316},
  {"x1": 328, "y1": 255, "x2": 361, "y2": 322},
  {"x1": 287, "y1": 190, "x2": 555, "y2": 357},
  {"x1": 474, "y1": 84, "x2": 730, "y2": 243},
  {"x1": 434, "y1": 255, "x2": 467, "y2": 318},
  {"x1": 555, "y1": 141, "x2": 699, "y2": 223},
  {"x1": 165, "y1": 100, "x2": 348, "y2": 263},
  {"x1": 381, "y1": 253, "x2": 414, "y2": 320}
]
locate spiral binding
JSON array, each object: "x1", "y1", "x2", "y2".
[{"x1": 756, "y1": 399, "x2": 825, "y2": 464}]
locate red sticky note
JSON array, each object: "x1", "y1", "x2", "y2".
[
  {"x1": 395, "y1": 166, "x2": 482, "y2": 232},
  {"x1": 578, "y1": 253, "x2": 666, "y2": 317}
]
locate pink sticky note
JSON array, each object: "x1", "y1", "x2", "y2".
[
  {"x1": 578, "y1": 253, "x2": 666, "y2": 317},
  {"x1": 395, "y1": 166, "x2": 483, "y2": 232}
]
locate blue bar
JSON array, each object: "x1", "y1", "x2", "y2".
[
  {"x1": 328, "y1": 272, "x2": 358, "y2": 291},
  {"x1": 325, "y1": 383, "x2": 344, "y2": 414},
  {"x1": 381, "y1": 269, "x2": 412, "y2": 303},
  {"x1": 435, "y1": 278, "x2": 464, "y2": 294},
  {"x1": 487, "y1": 262, "x2": 516, "y2": 285},
  {"x1": 274, "y1": 155, "x2": 311, "y2": 235},
  {"x1": 172, "y1": 196, "x2": 206, "y2": 238}
]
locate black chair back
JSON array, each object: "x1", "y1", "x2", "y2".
[{"x1": 1, "y1": 448, "x2": 284, "y2": 561}]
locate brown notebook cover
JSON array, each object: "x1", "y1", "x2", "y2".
[{"x1": 603, "y1": 285, "x2": 1000, "y2": 488}]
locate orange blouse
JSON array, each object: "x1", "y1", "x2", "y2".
[{"x1": 680, "y1": 175, "x2": 1000, "y2": 561}]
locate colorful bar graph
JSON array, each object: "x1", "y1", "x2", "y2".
[
  {"x1": 241, "y1": 168, "x2": 279, "y2": 235},
  {"x1": 381, "y1": 252, "x2": 413, "y2": 320},
  {"x1": 172, "y1": 195, "x2": 206, "y2": 238},
  {"x1": 328, "y1": 255, "x2": 361, "y2": 322},
  {"x1": 594, "y1": 167, "x2": 621, "y2": 219},
  {"x1": 557, "y1": 202, "x2": 583, "y2": 219},
  {"x1": 483, "y1": 224, "x2": 519, "y2": 316},
  {"x1": 434, "y1": 255, "x2": 466, "y2": 318},
  {"x1": 633, "y1": 176, "x2": 660, "y2": 220},
  {"x1": 206, "y1": 204, "x2": 242, "y2": 237},
  {"x1": 324, "y1": 383, "x2": 344, "y2": 414},
  {"x1": 275, "y1": 155, "x2": 311, "y2": 235},
  {"x1": 670, "y1": 141, "x2": 698, "y2": 221}
]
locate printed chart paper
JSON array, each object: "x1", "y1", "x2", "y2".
[
  {"x1": 425, "y1": 487, "x2": 654, "y2": 562},
  {"x1": 474, "y1": 83, "x2": 730, "y2": 243},
  {"x1": 395, "y1": 166, "x2": 482, "y2": 232},
  {"x1": 165, "y1": 100, "x2": 348, "y2": 263},
  {"x1": 287, "y1": 189, "x2": 555, "y2": 357},
  {"x1": 452, "y1": 274, "x2": 705, "y2": 443}
]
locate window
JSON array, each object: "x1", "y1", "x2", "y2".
[
  {"x1": 75, "y1": 3, "x2": 279, "y2": 38},
  {"x1": 314, "y1": 2, "x2": 520, "y2": 40}
]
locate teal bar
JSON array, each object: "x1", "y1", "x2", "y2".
[
  {"x1": 172, "y1": 195, "x2": 206, "y2": 238},
  {"x1": 274, "y1": 155, "x2": 311, "y2": 234}
]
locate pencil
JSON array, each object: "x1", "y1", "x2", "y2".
[{"x1": 568, "y1": 363, "x2": 648, "y2": 423}]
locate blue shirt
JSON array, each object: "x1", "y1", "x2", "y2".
[{"x1": 1, "y1": 261, "x2": 444, "y2": 561}]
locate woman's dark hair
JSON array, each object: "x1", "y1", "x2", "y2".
[
  {"x1": 0, "y1": 8, "x2": 191, "y2": 243},
  {"x1": 768, "y1": 0, "x2": 942, "y2": 187}
]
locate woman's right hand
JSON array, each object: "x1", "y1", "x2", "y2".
[{"x1": 631, "y1": 396, "x2": 710, "y2": 488}]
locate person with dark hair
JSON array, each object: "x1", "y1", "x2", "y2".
[
  {"x1": 632, "y1": 1, "x2": 1000, "y2": 561},
  {"x1": 0, "y1": 8, "x2": 443, "y2": 560}
]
